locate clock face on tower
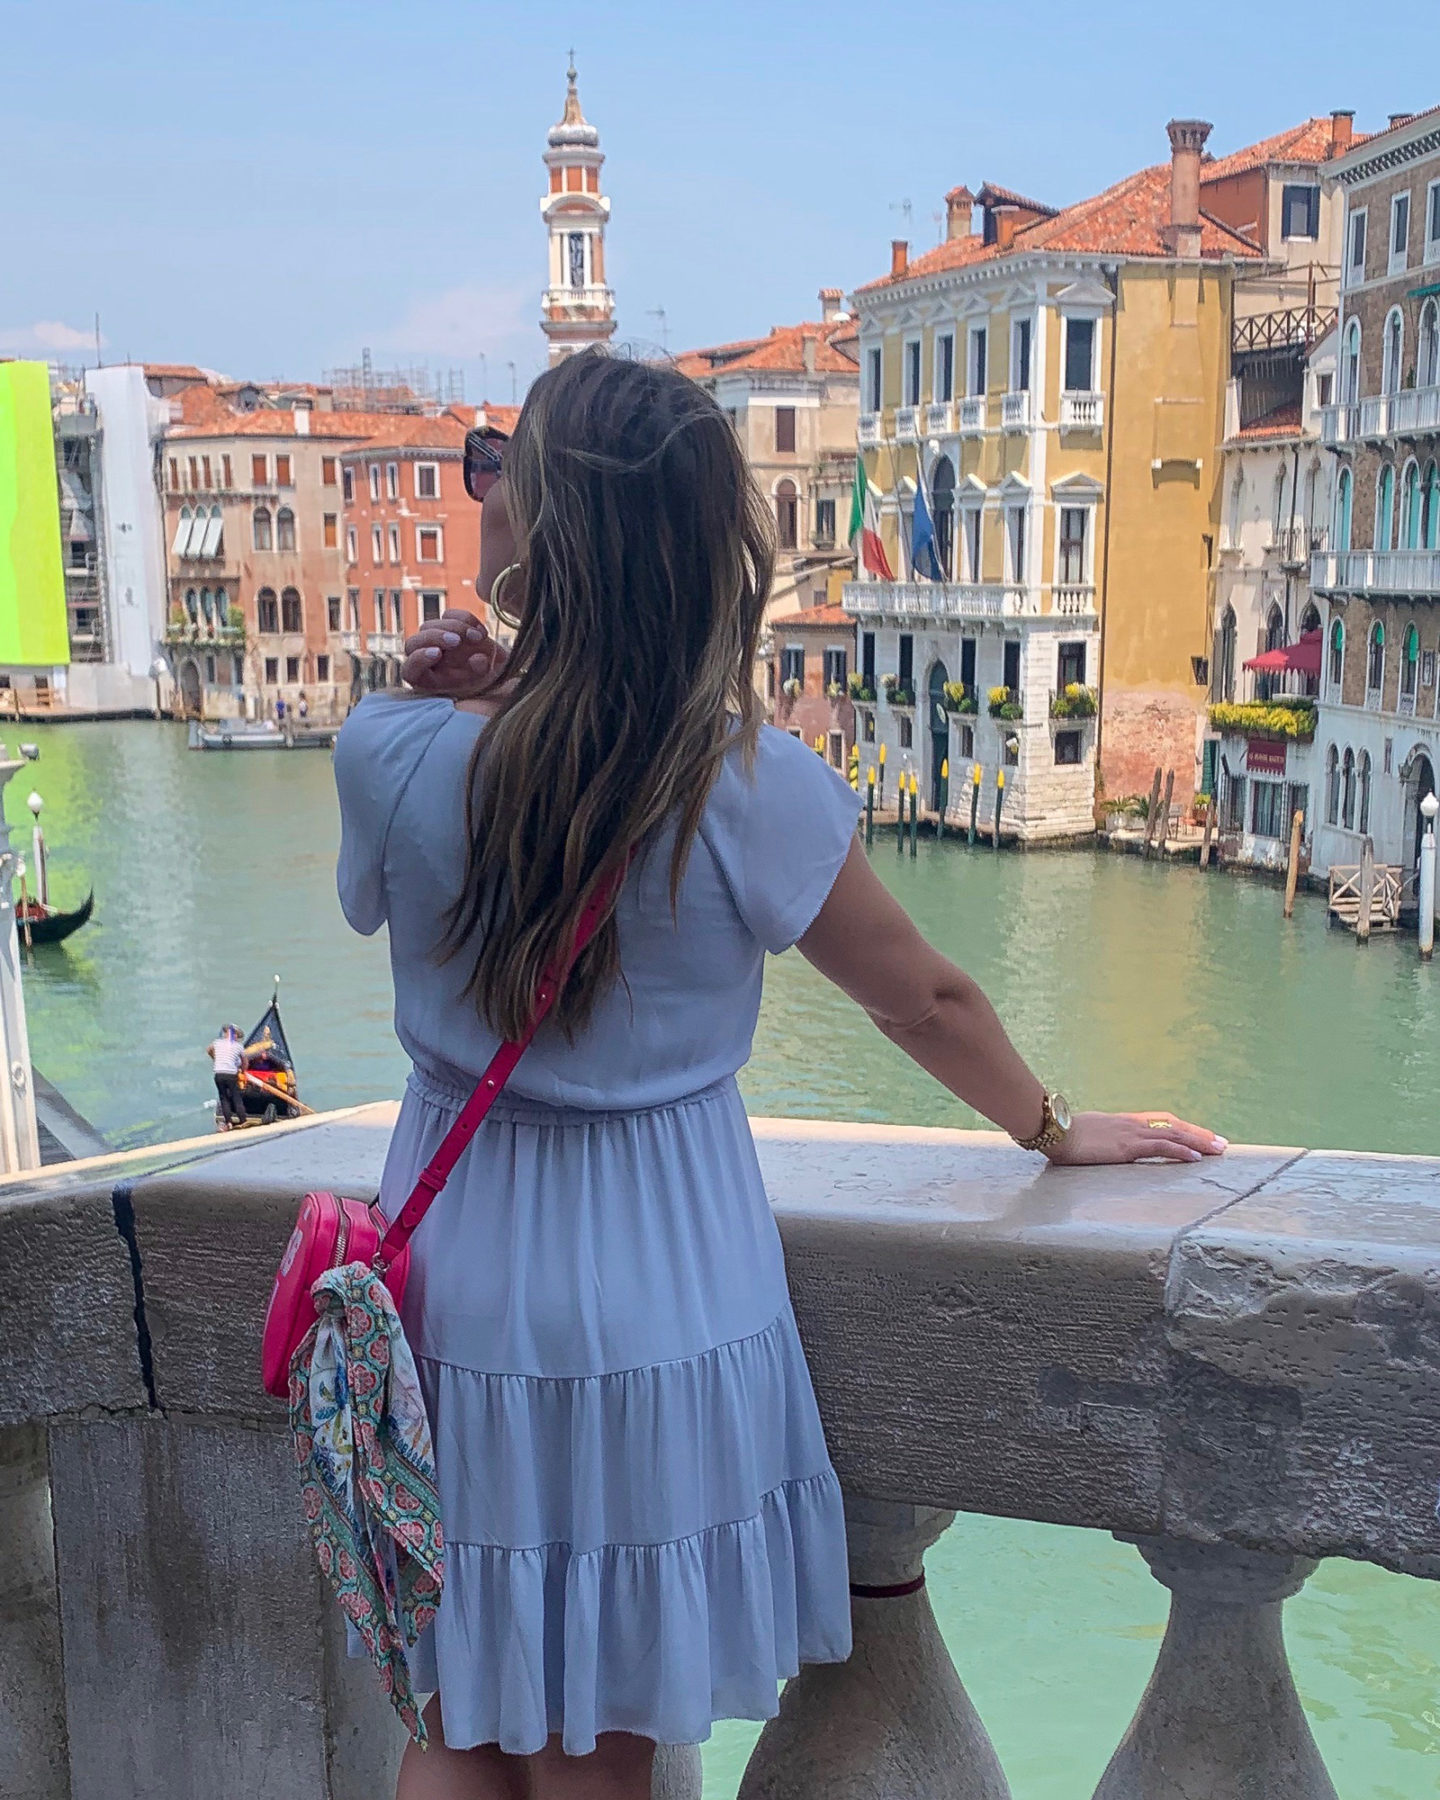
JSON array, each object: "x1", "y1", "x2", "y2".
[{"x1": 568, "y1": 232, "x2": 585, "y2": 290}]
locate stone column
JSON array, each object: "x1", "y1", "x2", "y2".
[
  {"x1": 738, "y1": 1495, "x2": 1010, "y2": 1800},
  {"x1": 1093, "y1": 1536, "x2": 1337, "y2": 1800}
]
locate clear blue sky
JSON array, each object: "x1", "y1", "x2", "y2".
[{"x1": 0, "y1": 0, "x2": 1416, "y2": 401}]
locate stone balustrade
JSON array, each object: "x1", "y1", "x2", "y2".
[{"x1": 1, "y1": 1107, "x2": 1438, "y2": 1799}]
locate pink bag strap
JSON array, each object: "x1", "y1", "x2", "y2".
[{"x1": 377, "y1": 864, "x2": 626, "y2": 1269}]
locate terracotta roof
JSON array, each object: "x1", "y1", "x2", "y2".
[
  {"x1": 1233, "y1": 399, "x2": 1304, "y2": 440},
  {"x1": 168, "y1": 384, "x2": 414, "y2": 442},
  {"x1": 860, "y1": 157, "x2": 1263, "y2": 291},
  {"x1": 1200, "y1": 118, "x2": 1372, "y2": 182},
  {"x1": 339, "y1": 413, "x2": 469, "y2": 456},
  {"x1": 143, "y1": 363, "x2": 213, "y2": 381},
  {"x1": 675, "y1": 318, "x2": 860, "y2": 379},
  {"x1": 475, "y1": 402, "x2": 522, "y2": 435},
  {"x1": 769, "y1": 603, "x2": 854, "y2": 628}
]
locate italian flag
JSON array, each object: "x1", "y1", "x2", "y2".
[{"x1": 848, "y1": 458, "x2": 894, "y2": 580}]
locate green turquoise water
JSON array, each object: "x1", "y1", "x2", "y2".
[{"x1": 11, "y1": 720, "x2": 1439, "y2": 1795}]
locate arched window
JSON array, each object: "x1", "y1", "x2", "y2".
[
  {"x1": 276, "y1": 507, "x2": 296, "y2": 552},
  {"x1": 1217, "y1": 604, "x2": 1237, "y2": 702},
  {"x1": 1342, "y1": 320, "x2": 1361, "y2": 404},
  {"x1": 1325, "y1": 745, "x2": 1341, "y2": 824},
  {"x1": 931, "y1": 456, "x2": 955, "y2": 577},
  {"x1": 1328, "y1": 618, "x2": 1345, "y2": 695},
  {"x1": 1342, "y1": 747, "x2": 1356, "y2": 829},
  {"x1": 252, "y1": 507, "x2": 272, "y2": 552},
  {"x1": 1401, "y1": 623, "x2": 1420, "y2": 706},
  {"x1": 1358, "y1": 751, "x2": 1373, "y2": 835},
  {"x1": 1335, "y1": 467, "x2": 1353, "y2": 550},
  {"x1": 1376, "y1": 465, "x2": 1395, "y2": 552},
  {"x1": 775, "y1": 479, "x2": 797, "y2": 550},
  {"x1": 1258, "y1": 602, "x2": 1285, "y2": 700},
  {"x1": 1227, "y1": 471, "x2": 1244, "y2": 548},
  {"x1": 214, "y1": 587, "x2": 229, "y2": 625},
  {"x1": 256, "y1": 587, "x2": 279, "y2": 633},
  {"x1": 173, "y1": 506, "x2": 192, "y2": 558},
  {"x1": 1400, "y1": 459, "x2": 1422, "y2": 549},
  {"x1": 1418, "y1": 299, "x2": 1440, "y2": 391},
  {"x1": 1303, "y1": 461, "x2": 1319, "y2": 536},
  {"x1": 1367, "y1": 621, "x2": 1386, "y2": 697},
  {"x1": 280, "y1": 587, "x2": 303, "y2": 633},
  {"x1": 184, "y1": 587, "x2": 198, "y2": 624},
  {"x1": 1272, "y1": 465, "x2": 1288, "y2": 541},
  {"x1": 1300, "y1": 602, "x2": 1320, "y2": 635},
  {"x1": 1382, "y1": 308, "x2": 1404, "y2": 395},
  {"x1": 200, "y1": 587, "x2": 214, "y2": 623},
  {"x1": 1422, "y1": 462, "x2": 1440, "y2": 551}
]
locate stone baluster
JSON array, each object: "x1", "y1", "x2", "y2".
[
  {"x1": 738, "y1": 1495, "x2": 1010, "y2": 1800},
  {"x1": 0, "y1": 1426, "x2": 67, "y2": 1800},
  {"x1": 652, "y1": 1744, "x2": 703, "y2": 1800},
  {"x1": 1093, "y1": 1536, "x2": 1337, "y2": 1800}
]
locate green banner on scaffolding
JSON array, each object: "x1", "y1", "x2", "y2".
[{"x1": 0, "y1": 361, "x2": 69, "y2": 666}]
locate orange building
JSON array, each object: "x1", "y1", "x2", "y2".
[{"x1": 338, "y1": 403, "x2": 519, "y2": 688}]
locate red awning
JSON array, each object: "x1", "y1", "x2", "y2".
[{"x1": 1243, "y1": 629, "x2": 1322, "y2": 676}]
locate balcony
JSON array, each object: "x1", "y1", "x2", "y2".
[
  {"x1": 923, "y1": 401, "x2": 953, "y2": 435},
  {"x1": 843, "y1": 579, "x2": 1031, "y2": 620},
  {"x1": 1060, "y1": 390, "x2": 1104, "y2": 431},
  {"x1": 4, "y1": 1110, "x2": 1438, "y2": 1799},
  {"x1": 1311, "y1": 548, "x2": 1440, "y2": 596},
  {"x1": 894, "y1": 406, "x2": 920, "y2": 442},
  {"x1": 1052, "y1": 584, "x2": 1097, "y2": 616},
  {"x1": 1268, "y1": 525, "x2": 1327, "y2": 567},
  {"x1": 857, "y1": 413, "x2": 882, "y2": 447},
  {"x1": 337, "y1": 630, "x2": 361, "y2": 653},
  {"x1": 369, "y1": 631, "x2": 405, "y2": 656},
  {"x1": 1321, "y1": 385, "x2": 1440, "y2": 445},
  {"x1": 164, "y1": 620, "x2": 245, "y2": 647},
  {"x1": 1001, "y1": 390, "x2": 1031, "y2": 430},
  {"x1": 957, "y1": 395, "x2": 986, "y2": 434}
]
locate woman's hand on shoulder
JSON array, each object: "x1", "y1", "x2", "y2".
[
  {"x1": 402, "y1": 609, "x2": 509, "y2": 698},
  {"x1": 1044, "y1": 1110, "x2": 1227, "y2": 1167}
]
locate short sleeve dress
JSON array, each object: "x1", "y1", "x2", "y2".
[{"x1": 334, "y1": 694, "x2": 858, "y2": 1756}]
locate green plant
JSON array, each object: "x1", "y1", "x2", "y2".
[
  {"x1": 846, "y1": 671, "x2": 876, "y2": 703},
  {"x1": 826, "y1": 681, "x2": 845, "y2": 699},
  {"x1": 942, "y1": 681, "x2": 977, "y2": 714},
  {"x1": 781, "y1": 676, "x2": 802, "y2": 700},
  {"x1": 1050, "y1": 682, "x2": 1098, "y2": 719},
  {"x1": 987, "y1": 686, "x2": 1022, "y2": 720},
  {"x1": 1208, "y1": 700, "x2": 1317, "y2": 740}
]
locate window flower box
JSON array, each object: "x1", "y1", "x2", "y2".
[
  {"x1": 942, "y1": 681, "x2": 977, "y2": 715},
  {"x1": 1050, "y1": 683, "x2": 1098, "y2": 720},
  {"x1": 1207, "y1": 699, "x2": 1316, "y2": 741},
  {"x1": 988, "y1": 685, "x2": 1023, "y2": 721}
]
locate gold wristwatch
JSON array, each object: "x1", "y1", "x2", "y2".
[{"x1": 1013, "y1": 1089, "x2": 1072, "y2": 1154}]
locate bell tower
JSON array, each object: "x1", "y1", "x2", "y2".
[{"x1": 540, "y1": 58, "x2": 616, "y2": 364}]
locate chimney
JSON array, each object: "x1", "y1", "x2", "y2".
[
  {"x1": 1329, "y1": 109, "x2": 1355, "y2": 155},
  {"x1": 1163, "y1": 118, "x2": 1213, "y2": 258},
  {"x1": 802, "y1": 334, "x2": 817, "y2": 375},
  {"x1": 818, "y1": 286, "x2": 845, "y2": 323},
  {"x1": 890, "y1": 239, "x2": 909, "y2": 279},
  {"x1": 1389, "y1": 112, "x2": 1416, "y2": 130},
  {"x1": 945, "y1": 185, "x2": 975, "y2": 241},
  {"x1": 993, "y1": 204, "x2": 1020, "y2": 252}
]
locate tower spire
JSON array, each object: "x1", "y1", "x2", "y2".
[{"x1": 540, "y1": 59, "x2": 616, "y2": 364}]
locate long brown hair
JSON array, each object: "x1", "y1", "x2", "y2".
[{"x1": 443, "y1": 350, "x2": 773, "y2": 1040}]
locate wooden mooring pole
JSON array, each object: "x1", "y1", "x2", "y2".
[
  {"x1": 1356, "y1": 836, "x2": 1375, "y2": 944},
  {"x1": 908, "y1": 772, "x2": 919, "y2": 858},
  {"x1": 1141, "y1": 767, "x2": 1164, "y2": 858},
  {"x1": 993, "y1": 768, "x2": 1006, "y2": 850},
  {"x1": 864, "y1": 768, "x2": 874, "y2": 847},
  {"x1": 968, "y1": 765, "x2": 980, "y2": 847},
  {"x1": 1200, "y1": 794, "x2": 1216, "y2": 869},
  {"x1": 1283, "y1": 809, "x2": 1304, "y2": 919}
]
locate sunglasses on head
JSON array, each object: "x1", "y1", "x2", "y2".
[{"x1": 463, "y1": 428, "x2": 506, "y2": 503}]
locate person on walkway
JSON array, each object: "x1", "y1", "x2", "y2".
[
  {"x1": 334, "y1": 349, "x2": 1224, "y2": 1800},
  {"x1": 297, "y1": 691, "x2": 309, "y2": 723},
  {"x1": 207, "y1": 1024, "x2": 248, "y2": 1128}
]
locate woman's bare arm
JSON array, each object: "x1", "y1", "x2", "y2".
[{"x1": 798, "y1": 841, "x2": 1225, "y2": 1166}]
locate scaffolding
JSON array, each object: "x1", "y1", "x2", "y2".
[{"x1": 322, "y1": 347, "x2": 466, "y2": 412}]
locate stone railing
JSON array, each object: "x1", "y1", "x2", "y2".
[{"x1": 2, "y1": 1109, "x2": 1438, "y2": 1799}]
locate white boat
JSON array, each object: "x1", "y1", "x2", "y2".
[{"x1": 187, "y1": 720, "x2": 284, "y2": 751}]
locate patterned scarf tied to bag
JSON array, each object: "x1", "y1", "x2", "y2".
[{"x1": 288, "y1": 1263, "x2": 444, "y2": 1746}]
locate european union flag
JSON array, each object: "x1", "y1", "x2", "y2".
[{"x1": 910, "y1": 470, "x2": 945, "y2": 581}]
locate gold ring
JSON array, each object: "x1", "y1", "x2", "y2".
[{"x1": 1147, "y1": 1118, "x2": 1168, "y2": 1130}]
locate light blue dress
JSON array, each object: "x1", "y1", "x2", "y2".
[{"x1": 334, "y1": 695, "x2": 859, "y2": 1756}]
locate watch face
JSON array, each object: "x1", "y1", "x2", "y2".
[{"x1": 1051, "y1": 1093, "x2": 1073, "y2": 1133}]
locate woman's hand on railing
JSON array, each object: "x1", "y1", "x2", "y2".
[
  {"x1": 1043, "y1": 1111, "x2": 1227, "y2": 1167},
  {"x1": 402, "y1": 609, "x2": 509, "y2": 698}
]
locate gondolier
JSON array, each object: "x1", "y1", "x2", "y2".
[{"x1": 207, "y1": 1024, "x2": 252, "y2": 1129}]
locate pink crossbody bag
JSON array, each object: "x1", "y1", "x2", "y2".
[{"x1": 261, "y1": 870, "x2": 624, "y2": 1398}]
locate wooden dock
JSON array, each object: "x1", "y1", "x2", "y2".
[{"x1": 1327, "y1": 848, "x2": 1403, "y2": 937}]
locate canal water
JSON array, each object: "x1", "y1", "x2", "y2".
[{"x1": 11, "y1": 719, "x2": 1439, "y2": 1795}]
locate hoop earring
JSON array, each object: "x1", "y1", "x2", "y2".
[{"x1": 490, "y1": 562, "x2": 520, "y2": 613}]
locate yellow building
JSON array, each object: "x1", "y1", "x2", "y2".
[{"x1": 846, "y1": 120, "x2": 1262, "y2": 835}]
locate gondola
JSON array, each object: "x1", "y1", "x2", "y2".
[
  {"x1": 218, "y1": 992, "x2": 307, "y2": 1129},
  {"x1": 16, "y1": 890, "x2": 94, "y2": 946}
]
